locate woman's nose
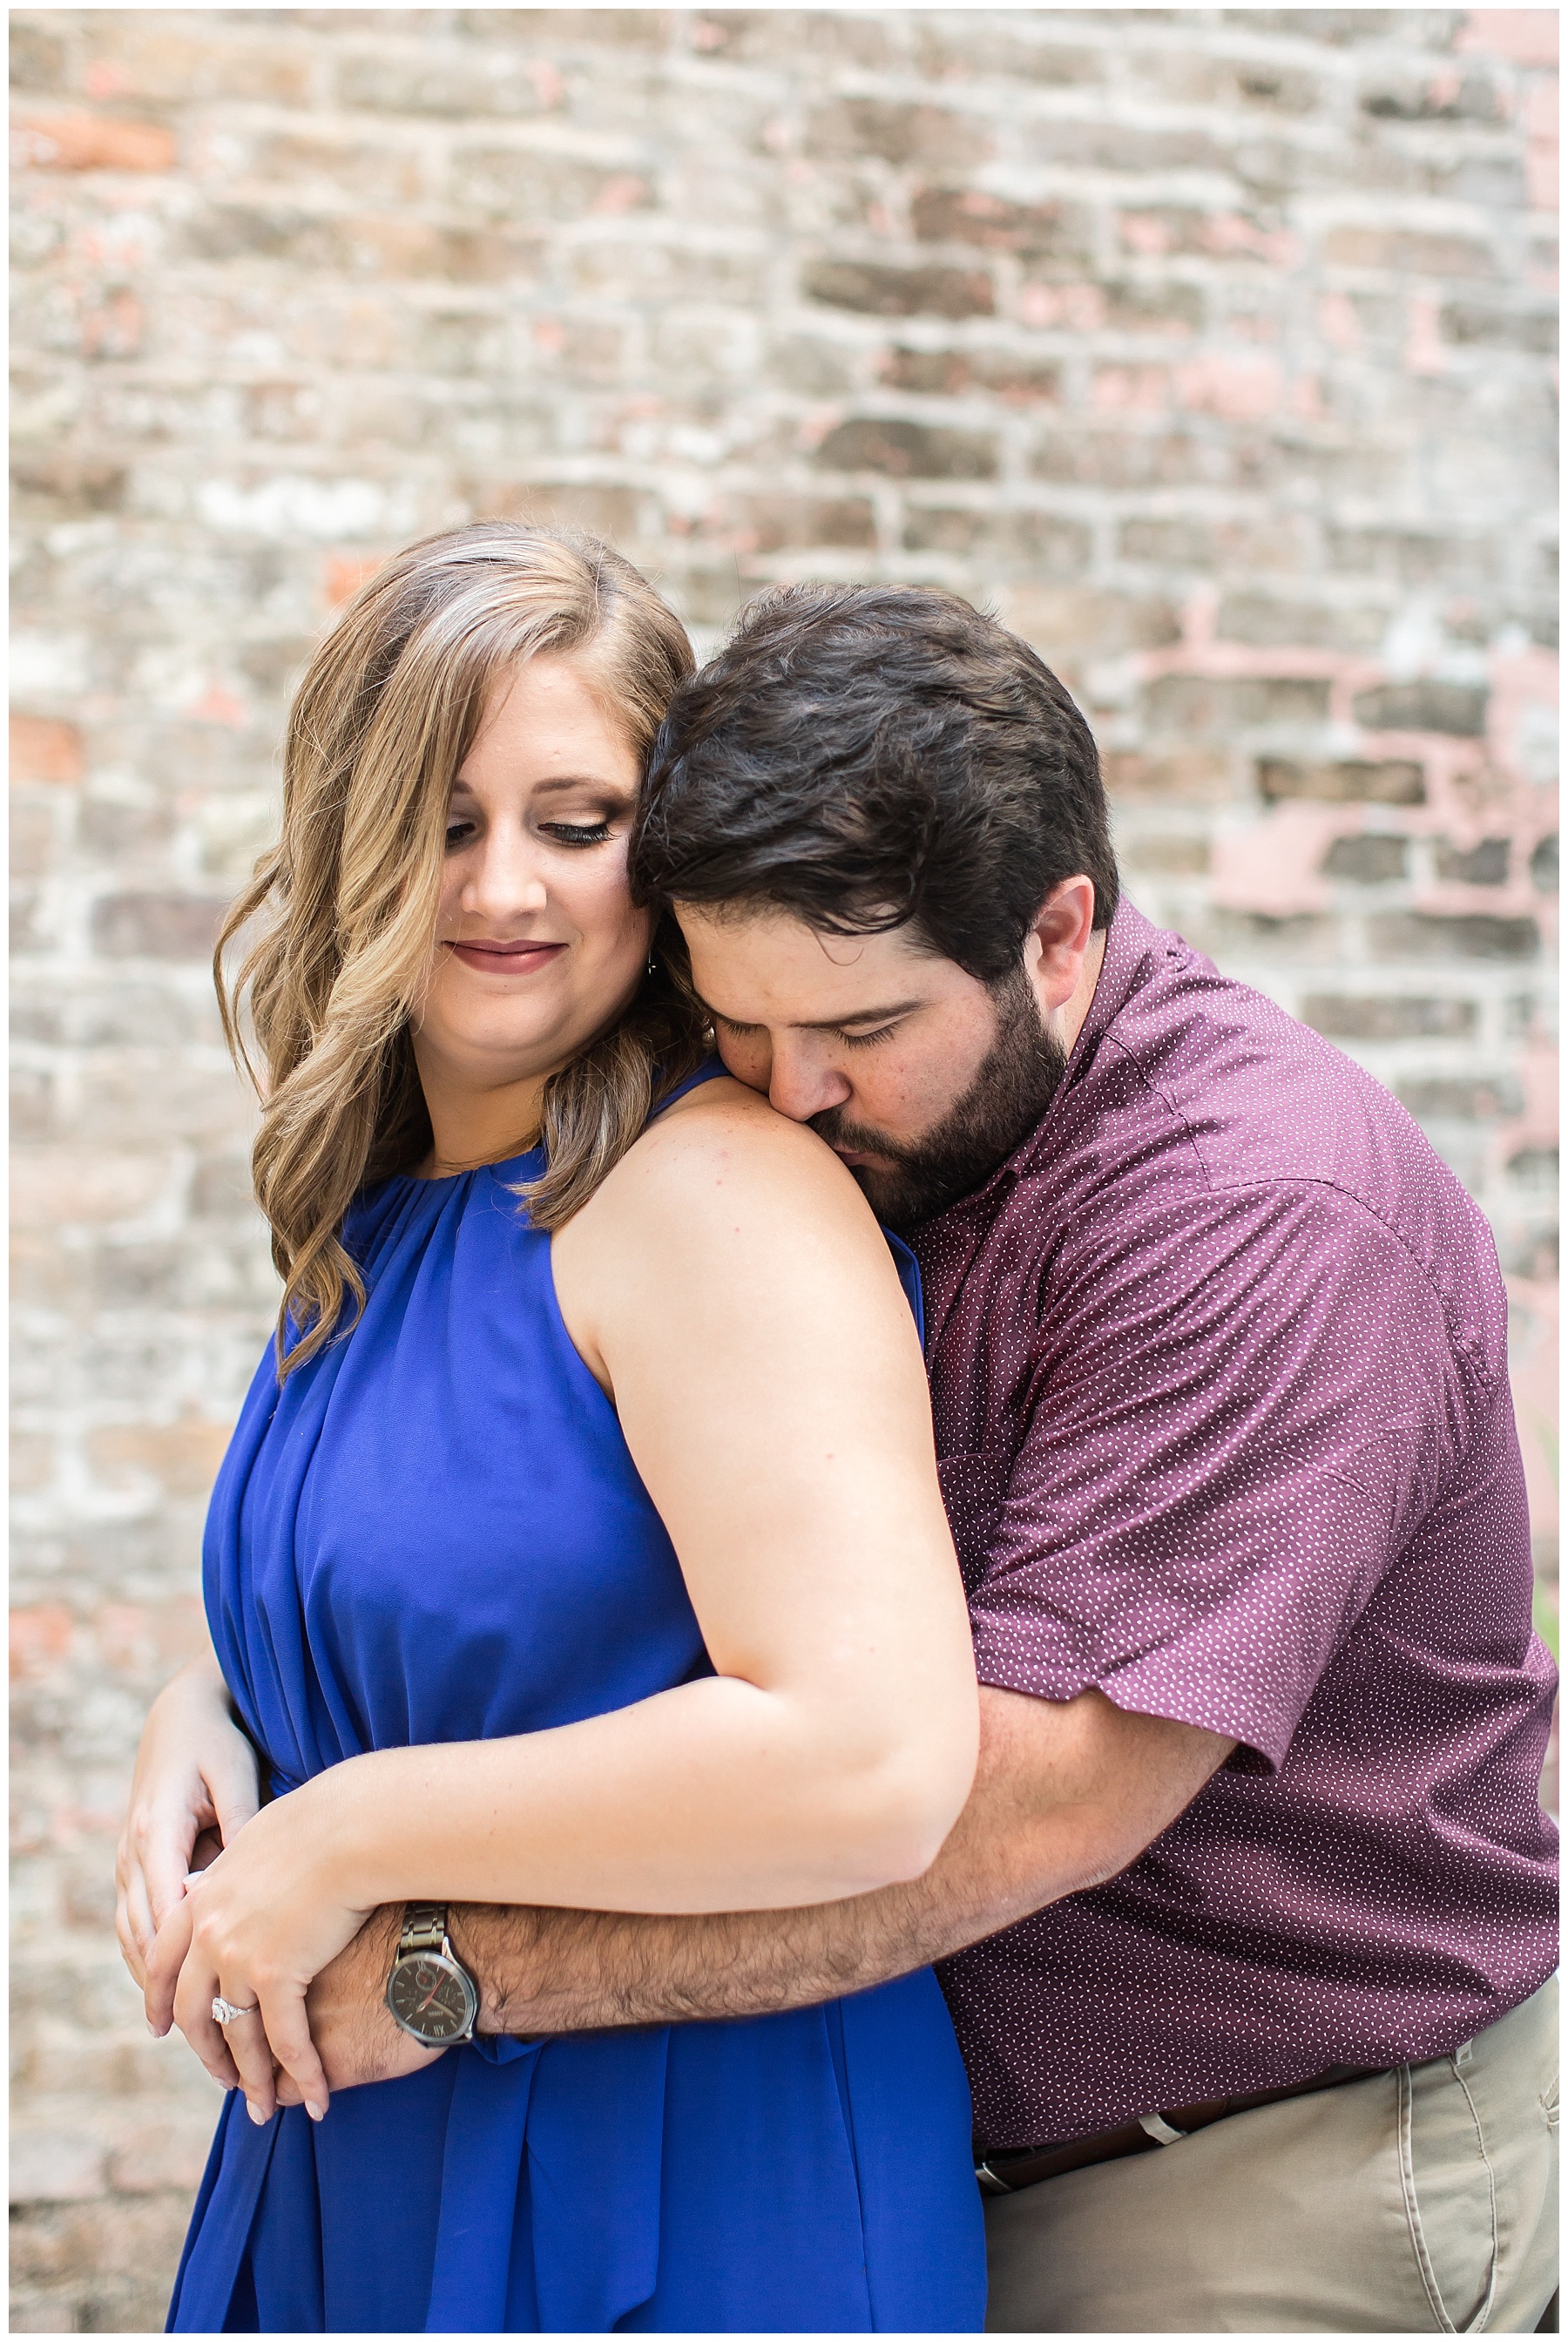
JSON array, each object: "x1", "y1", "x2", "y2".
[{"x1": 464, "y1": 830, "x2": 547, "y2": 920}]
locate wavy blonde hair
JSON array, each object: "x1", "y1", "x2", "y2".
[{"x1": 217, "y1": 522, "x2": 706, "y2": 1375}]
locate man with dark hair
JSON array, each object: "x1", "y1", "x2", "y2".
[
  {"x1": 635, "y1": 582, "x2": 1119, "y2": 1229},
  {"x1": 299, "y1": 586, "x2": 1557, "y2": 2329}
]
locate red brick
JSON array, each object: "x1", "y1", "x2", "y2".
[
  {"x1": 1399, "y1": 1074, "x2": 1523, "y2": 1120},
  {"x1": 1010, "y1": 586, "x2": 1181, "y2": 661},
  {"x1": 1352, "y1": 681, "x2": 1489, "y2": 735},
  {"x1": 10, "y1": 20, "x2": 68, "y2": 91},
  {"x1": 107, "y1": 2116, "x2": 219, "y2": 2197},
  {"x1": 321, "y1": 552, "x2": 386, "y2": 607},
  {"x1": 1123, "y1": 48, "x2": 1323, "y2": 112},
  {"x1": 83, "y1": 24, "x2": 314, "y2": 105},
  {"x1": 91, "y1": 893, "x2": 230, "y2": 961},
  {"x1": 910, "y1": 23, "x2": 1102, "y2": 84},
  {"x1": 86, "y1": 1421, "x2": 233, "y2": 1500},
  {"x1": 803, "y1": 99, "x2": 991, "y2": 170},
  {"x1": 693, "y1": 12, "x2": 901, "y2": 66},
  {"x1": 1435, "y1": 836, "x2": 1512, "y2": 884},
  {"x1": 1216, "y1": 593, "x2": 1388, "y2": 652},
  {"x1": 9, "y1": 1432, "x2": 56, "y2": 1493},
  {"x1": 10, "y1": 1604, "x2": 75, "y2": 1681},
  {"x1": 803, "y1": 260, "x2": 994, "y2": 321},
  {"x1": 10, "y1": 1148, "x2": 176, "y2": 1229},
  {"x1": 1260, "y1": 757, "x2": 1426, "y2": 805},
  {"x1": 13, "y1": 113, "x2": 177, "y2": 173},
  {"x1": 460, "y1": 10, "x2": 668, "y2": 47},
  {"x1": 879, "y1": 348, "x2": 1060, "y2": 403},
  {"x1": 723, "y1": 496, "x2": 878, "y2": 556},
  {"x1": 1145, "y1": 675, "x2": 1335, "y2": 730},
  {"x1": 912, "y1": 187, "x2": 1095, "y2": 262},
  {"x1": 10, "y1": 715, "x2": 84, "y2": 786},
  {"x1": 903, "y1": 508, "x2": 1089, "y2": 572},
  {"x1": 1301, "y1": 995, "x2": 1478, "y2": 1039},
  {"x1": 472, "y1": 483, "x2": 646, "y2": 540},
  {"x1": 1105, "y1": 749, "x2": 1237, "y2": 805},
  {"x1": 1370, "y1": 912, "x2": 1541, "y2": 960},
  {"x1": 1324, "y1": 225, "x2": 1497, "y2": 275},
  {"x1": 1321, "y1": 834, "x2": 1409, "y2": 882},
  {"x1": 813, "y1": 418, "x2": 998, "y2": 480}
]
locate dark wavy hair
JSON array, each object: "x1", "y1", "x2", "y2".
[{"x1": 630, "y1": 583, "x2": 1117, "y2": 984}]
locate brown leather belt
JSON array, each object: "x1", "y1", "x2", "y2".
[{"x1": 975, "y1": 2062, "x2": 1389, "y2": 2195}]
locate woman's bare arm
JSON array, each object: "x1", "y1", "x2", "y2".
[{"x1": 145, "y1": 1085, "x2": 977, "y2": 2114}]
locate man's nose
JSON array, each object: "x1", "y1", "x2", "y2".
[{"x1": 766, "y1": 1046, "x2": 852, "y2": 1125}]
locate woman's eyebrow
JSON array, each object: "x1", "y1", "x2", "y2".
[
  {"x1": 449, "y1": 775, "x2": 632, "y2": 797},
  {"x1": 531, "y1": 775, "x2": 633, "y2": 797}
]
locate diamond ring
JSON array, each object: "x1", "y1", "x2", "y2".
[{"x1": 212, "y1": 1995, "x2": 260, "y2": 2024}]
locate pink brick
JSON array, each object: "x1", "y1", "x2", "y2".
[
  {"x1": 1456, "y1": 10, "x2": 1558, "y2": 66},
  {"x1": 1172, "y1": 351, "x2": 1282, "y2": 422}
]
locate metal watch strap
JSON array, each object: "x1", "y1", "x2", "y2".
[{"x1": 398, "y1": 1901, "x2": 450, "y2": 1958}]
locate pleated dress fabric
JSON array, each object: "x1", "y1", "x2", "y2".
[{"x1": 167, "y1": 1066, "x2": 986, "y2": 2334}]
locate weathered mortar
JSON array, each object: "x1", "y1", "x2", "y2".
[{"x1": 10, "y1": 9, "x2": 1558, "y2": 2328}]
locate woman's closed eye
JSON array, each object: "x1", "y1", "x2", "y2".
[
  {"x1": 443, "y1": 816, "x2": 615, "y2": 851},
  {"x1": 541, "y1": 820, "x2": 613, "y2": 847}
]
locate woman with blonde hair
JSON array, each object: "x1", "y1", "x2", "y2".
[{"x1": 117, "y1": 523, "x2": 986, "y2": 2332}]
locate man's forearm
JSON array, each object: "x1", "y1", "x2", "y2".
[
  {"x1": 449, "y1": 1870, "x2": 960, "y2": 2034},
  {"x1": 288, "y1": 1863, "x2": 976, "y2": 2107}
]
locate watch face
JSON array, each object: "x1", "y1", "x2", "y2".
[{"x1": 387, "y1": 1952, "x2": 477, "y2": 2044}]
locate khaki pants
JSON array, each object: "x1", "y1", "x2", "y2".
[{"x1": 985, "y1": 1977, "x2": 1558, "y2": 2332}]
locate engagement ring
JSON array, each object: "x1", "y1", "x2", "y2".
[{"x1": 212, "y1": 1995, "x2": 260, "y2": 2024}]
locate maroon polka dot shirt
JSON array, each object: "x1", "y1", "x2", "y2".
[{"x1": 918, "y1": 903, "x2": 1558, "y2": 2153}]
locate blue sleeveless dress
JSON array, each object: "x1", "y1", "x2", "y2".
[{"x1": 168, "y1": 1067, "x2": 986, "y2": 2333}]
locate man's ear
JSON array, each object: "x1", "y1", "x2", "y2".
[{"x1": 1024, "y1": 877, "x2": 1097, "y2": 1012}]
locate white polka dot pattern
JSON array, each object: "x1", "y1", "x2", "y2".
[{"x1": 917, "y1": 902, "x2": 1559, "y2": 2153}]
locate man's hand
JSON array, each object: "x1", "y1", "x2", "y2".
[{"x1": 274, "y1": 1906, "x2": 443, "y2": 2105}]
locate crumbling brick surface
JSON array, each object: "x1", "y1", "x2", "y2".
[{"x1": 10, "y1": 9, "x2": 1557, "y2": 2326}]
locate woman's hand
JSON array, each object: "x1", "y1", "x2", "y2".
[
  {"x1": 116, "y1": 1655, "x2": 260, "y2": 2012},
  {"x1": 273, "y1": 1907, "x2": 445, "y2": 2106},
  {"x1": 144, "y1": 1778, "x2": 373, "y2": 2126}
]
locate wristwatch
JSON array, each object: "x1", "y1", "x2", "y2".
[{"x1": 385, "y1": 1903, "x2": 480, "y2": 2047}]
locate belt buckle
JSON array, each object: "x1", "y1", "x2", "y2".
[{"x1": 974, "y1": 2158, "x2": 1015, "y2": 2196}]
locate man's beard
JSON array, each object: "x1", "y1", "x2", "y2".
[{"x1": 810, "y1": 965, "x2": 1070, "y2": 1233}]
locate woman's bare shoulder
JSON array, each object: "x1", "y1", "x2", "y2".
[
  {"x1": 613, "y1": 1073, "x2": 869, "y2": 1223},
  {"x1": 555, "y1": 1067, "x2": 923, "y2": 1415},
  {"x1": 562, "y1": 1073, "x2": 883, "y2": 1283}
]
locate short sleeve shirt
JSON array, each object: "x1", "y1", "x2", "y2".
[{"x1": 918, "y1": 903, "x2": 1558, "y2": 2151}]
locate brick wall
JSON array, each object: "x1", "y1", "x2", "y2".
[{"x1": 10, "y1": 9, "x2": 1558, "y2": 2327}]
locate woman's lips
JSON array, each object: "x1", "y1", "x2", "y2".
[{"x1": 448, "y1": 939, "x2": 566, "y2": 975}]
